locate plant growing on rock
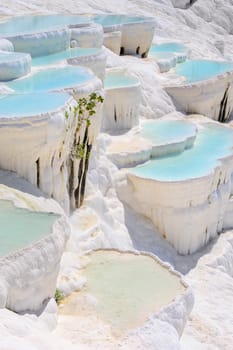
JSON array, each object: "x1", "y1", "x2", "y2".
[
  {"x1": 55, "y1": 288, "x2": 64, "y2": 305},
  {"x1": 65, "y1": 92, "x2": 104, "y2": 209}
]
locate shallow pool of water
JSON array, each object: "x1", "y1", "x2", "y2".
[
  {"x1": 0, "y1": 200, "x2": 59, "y2": 257},
  {"x1": 93, "y1": 14, "x2": 152, "y2": 27},
  {"x1": 0, "y1": 51, "x2": 30, "y2": 62},
  {"x1": 141, "y1": 119, "x2": 196, "y2": 144},
  {"x1": 150, "y1": 43, "x2": 187, "y2": 54},
  {"x1": 7, "y1": 66, "x2": 94, "y2": 93},
  {"x1": 32, "y1": 48, "x2": 100, "y2": 67},
  {"x1": 0, "y1": 15, "x2": 90, "y2": 36},
  {"x1": 83, "y1": 250, "x2": 185, "y2": 331},
  {"x1": 0, "y1": 92, "x2": 70, "y2": 117},
  {"x1": 131, "y1": 123, "x2": 233, "y2": 181},
  {"x1": 104, "y1": 72, "x2": 139, "y2": 89},
  {"x1": 175, "y1": 59, "x2": 233, "y2": 83}
]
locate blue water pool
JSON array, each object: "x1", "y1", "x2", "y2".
[
  {"x1": 32, "y1": 47, "x2": 100, "y2": 67},
  {"x1": 104, "y1": 72, "x2": 139, "y2": 89},
  {"x1": 0, "y1": 15, "x2": 90, "y2": 36},
  {"x1": 141, "y1": 120, "x2": 196, "y2": 144},
  {"x1": 93, "y1": 15, "x2": 154, "y2": 28},
  {"x1": 175, "y1": 59, "x2": 233, "y2": 83},
  {"x1": 0, "y1": 92, "x2": 70, "y2": 117},
  {"x1": 150, "y1": 43, "x2": 187, "y2": 54},
  {"x1": 7, "y1": 66, "x2": 95, "y2": 93},
  {"x1": 0, "y1": 200, "x2": 59, "y2": 257},
  {"x1": 131, "y1": 123, "x2": 233, "y2": 181},
  {"x1": 0, "y1": 51, "x2": 29, "y2": 63}
]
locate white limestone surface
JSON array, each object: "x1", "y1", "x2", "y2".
[
  {"x1": 70, "y1": 23, "x2": 104, "y2": 49},
  {"x1": 116, "y1": 118, "x2": 233, "y2": 254},
  {"x1": 103, "y1": 31, "x2": 122, "y2": 55},
  {"x1": 7, "y1": 28, "x2": 71, "y2": 57},
  {"x1": 97, "y1": 15, "x2": 156, "y2": 58},
  {"x1": 102, "y1": 69, "x2": 141, "y2": 132},
  {"x1": 0, "y1": 51, "x2": 31, "y2": 81},
  {"x1": 0, "y1": 93, "x2": 78, "y2": 212},
  {"x1": 120, "y1": 18, "x2": 156, "y2": 57},
  {"x1": 67, "y1": 47, "x2": 106, "y2": 81},
  {"x1": 1, "y1": 0, "x2": 233, "y2": 349},
  {"x1": 0, "y1": 184, "x2": 70, "y2": 313},
  {"x1": 0, "y1": 38, "x2": 14, "y2": 51},
  {"x1": 165, "y1": 69, "x2": 233, "y2": 121}
]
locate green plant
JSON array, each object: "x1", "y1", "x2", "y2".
[{"x1": 54, "y1": 288, "x2": 64, "y2": 305}]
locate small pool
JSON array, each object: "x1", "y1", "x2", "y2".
[
  {"x1": 93, "y1": 14, "x2": 154, "y2": 28},
  {"x1": 32, "y1": 47, "x2": 100, "y2": 67},
  {"x1": 104, "y1": 71, "x2": 139, "y2": 89},
  {"x1": 131, "y1": 123, "x2": 233, "y2": 181},
  {"x1": 0, "y1": 15, "x2": 91, "y2": 36},
  {"x1": 150, "y1": 43, "x2": 187, "y2": 54},
  {"x1": 141, "y1": 119, "x2": 196, "y2": 145},
  {"x1": 0, "y1": 92, "x2": 71, "y2": 117},
  {"x1": 61, "y1": 250, "x2": 185, "y2": 332},
  {"x1": 7, "y1": 66, "x2": 95, "y2": 93},
  {"x1": 175, "y1": 59, "x2": 233, "y2": 83},
  {"x1": 0, "y1": 200, "x2": 59, "y2": 257}
]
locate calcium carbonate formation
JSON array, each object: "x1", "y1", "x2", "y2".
[{"x1": 0, "y1": 5, "x2": 233, "y2": 349}]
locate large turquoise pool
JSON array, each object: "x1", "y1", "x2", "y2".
[
  {"x1": 131, "y1": 123, "x2": 233, "y2": 181},
  {"x1": 32, "y1": 47, "x2": 100, "y2": 67},
  {"x1": 0, "y1": 15, "x2": 90, "y2": 36},
  {"x1": 150, "y1": 43, "x2": 187, "y2": 54},
  {"x1": 0, "y1": 200, "x2": 59, "y2": 257},
  {"x1": 7, "y1": 66, "x2": 95, "y2": 93},
  {"x1": 93, "y1": 14, "x2": 154, "y2": 28},
  {"x1": 0, "y1": 92, "x2": 70, "y2": 117},
  {"x1": 104, "y1": 71, "x2": 139, "y2": 89},
  {"x1": 141, "y1": 119, "x2": 196, "y2": 144},
  {"x1": 175, "y1": 59, "x2": 233, "y2": 83}
]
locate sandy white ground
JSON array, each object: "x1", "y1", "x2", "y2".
[{"x1": 0, "y1": 0, "x2": 233, "y2": 349}]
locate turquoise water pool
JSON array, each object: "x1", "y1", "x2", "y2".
[
  {"x1": 141, "y1": 120, "x2": 196, "y2": 144},
  {"x1": 150, "y1": 43, "x2": 187, "y2": 54},
  {"x1": 7, "y1": 66, "x2": 94, "y2": 93},
  {"x1": 131, "y1": 123, "x2": 233, "y2": 181},
  {"x1": 32, "y1": 47, "x2": 100, "y2": 67},
  {"x1": 104, "y1": 72, "x2": 139, "y2": 89},
  {"x1": 175, "y1": 59, "x2": 233, "y2": 83},
  {"x1": 0, "y1": 51, "x2": 30, "y2": 62},
  {"x1": 0, "y1": 15, "x2": 90, "y2": 36},
  {"x1": 0, "y1": 200, "x2": 59, "y2": 257},
  {"x1": 0, "y1": 92, "x2": 70, "y2": 117},
  {"x1": 93, "y1": 15, "x2": 153, "y2": 27}
]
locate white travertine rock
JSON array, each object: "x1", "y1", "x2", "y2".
[
  {"x1": 103, "y1": 31, "x2": 122, "y2": 55},
  {"x1": 120, "y1": 19, "x2": 156, "y2": 57},
  {"x1": 67, "y1": 47, "x2": 106, "y2": 81},
  {"x1": 152, "y1": 53, "x2": 177, "y2": 73},
  {"x1": 97, "y1": 15, "x2": 156, "y2": 58},
  {"x1": 117, "y1": 150, "x2": 233, "y2": 254},
  {"x1": 7, "y1": 28, "x2": 71, "y2": 57},
  {"x1": 102, "y1": 70, "x2": 141, "y2": 132},
  {"x1": 0, "y1": 38, "x2": 14, "y2": 51},
  {"x1": 171, "y1": 0, "x2": 195, "y2": 9},
  {"x1": 0, "y1": 185, "x2": 70, "y2": 313},
  {"x1": 0, "y1": 85, "x2": 103, "y2": 212},
  {"x1": 70, "y1": 23, "x2": 104, "y2": 48},
  {"x1": 0, "y1": 51, "x2": 31, "y2": 81},
  {"x1": 115, "y1": 118, "x2": 233, "y2": 255},
  {"x1": 165, "y1": 70, "x2": 233, "y2": 120}
]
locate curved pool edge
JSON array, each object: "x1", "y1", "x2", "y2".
[{"x1": 0, "y1": 190, "x2": 71, "y2": 313}]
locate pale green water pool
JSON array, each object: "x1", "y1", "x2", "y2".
[
  {"x1": 83, "y1": 250, "x2": 185, "y2": 331},
  {"x1": 0, "y1": 200, "x2": 59, "y2": 257}
]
